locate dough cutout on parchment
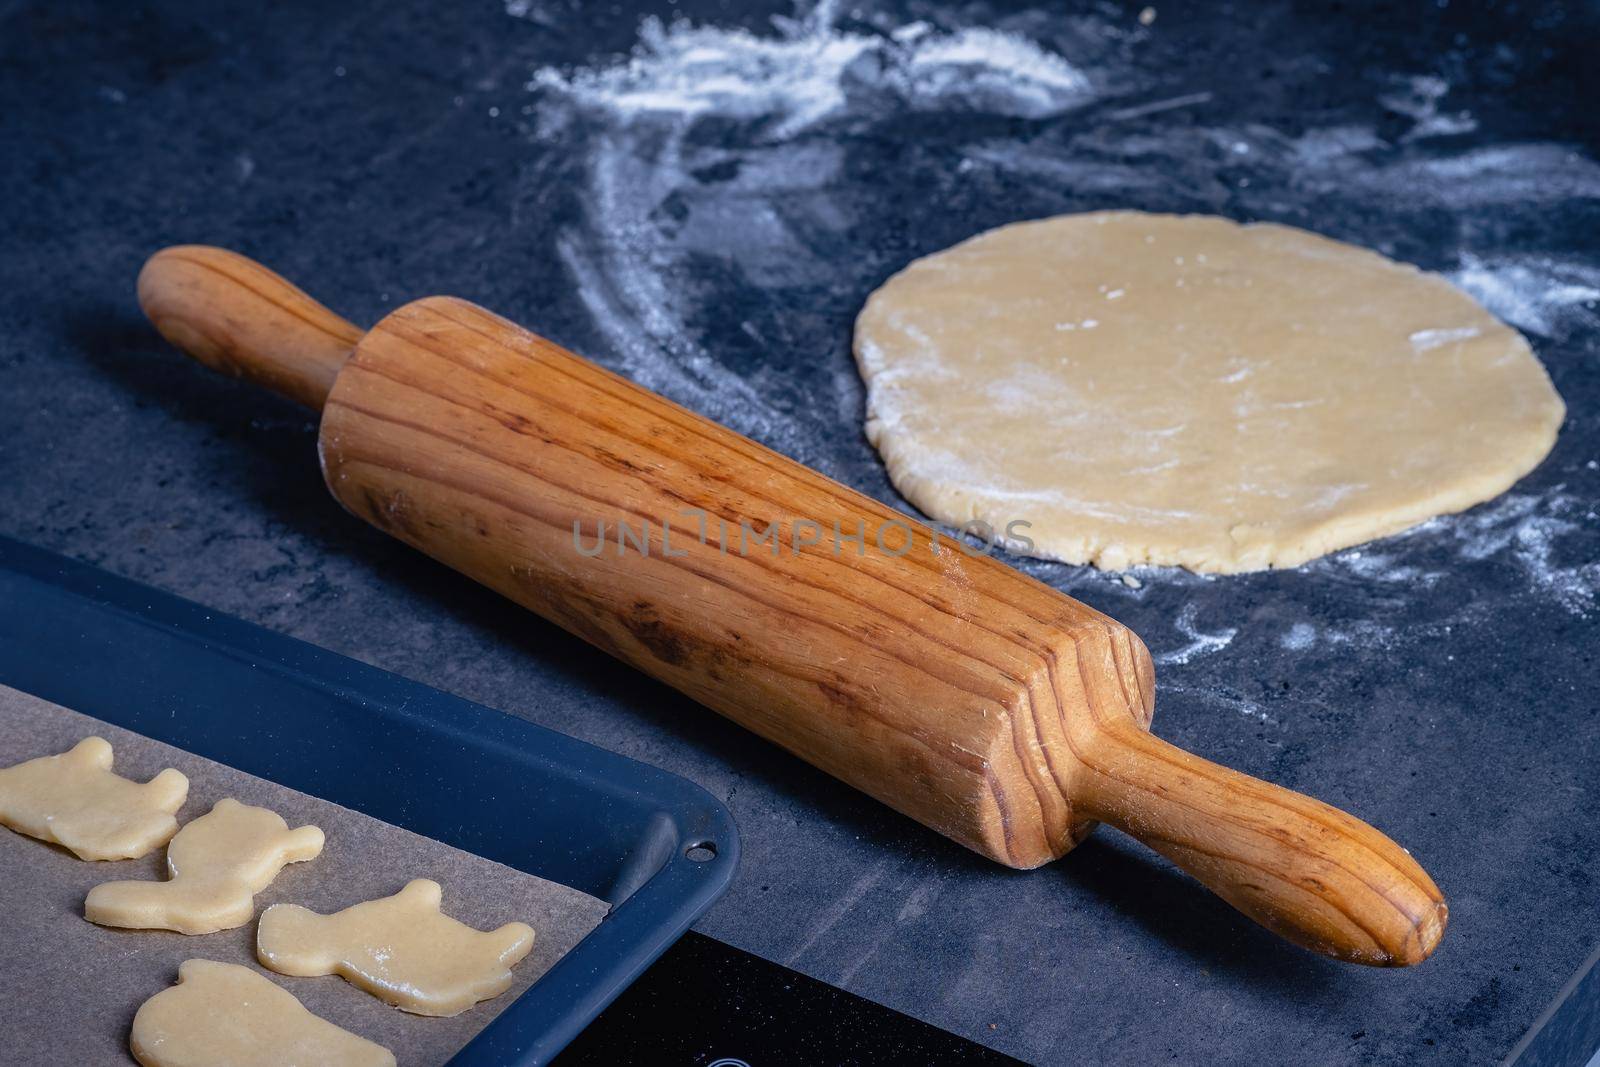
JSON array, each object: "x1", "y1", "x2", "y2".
[
  {"x1": 86, "y1": 797, "x2": 324, "y2": 935},
  {"x1": 257, "y1": 877, "x2": 536, "y2": 1016},
  {"x1": 130, "y1": 959, "x2": 395, "y2": 1067},
  {"x1": 0, "y1": 736, "x2": 188, "y2": 861}
]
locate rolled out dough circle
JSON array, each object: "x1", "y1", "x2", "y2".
[{"x1": 854, "y1": 212, "x2": 1566, "y2": 573}]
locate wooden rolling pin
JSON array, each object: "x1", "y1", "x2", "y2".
[{"x1": 138, "y1": 246, "x2": 1447, "y2": 966}]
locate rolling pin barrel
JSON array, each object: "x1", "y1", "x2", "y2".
[{"x1": 138, "y1": 246, "x2": 1447, "y2": 966}]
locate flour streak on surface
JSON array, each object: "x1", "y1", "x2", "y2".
[
  {"x1": 1436, "y1": 490, "x2": 1600, "y2": 617},
  {"x1": 1449, "y1": 255, "x2": 1600, "y2": 339},
  {"x1": 527, "y1": 6, "x2": 1093, "y2": 130},
  {"x1": 1155, "y1": 603, "x2": 1238, "y2": 665},
  {"x1": 1378, "y1": 73, "x2": 1477, "y2": 142},
  {"x1": 1296, "y1": 487, "x2": 1600, "y2": 635}
]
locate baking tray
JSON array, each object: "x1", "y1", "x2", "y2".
[
  {"x1": 1506, "y1": 943, "x2": 1600, "y2": 1067},
  {"x1": 0, "y1": 534, "x2": 739, "y2": 1065}
]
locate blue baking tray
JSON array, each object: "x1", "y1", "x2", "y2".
[{"x1": 0, "y1": 535, "x2": 739, "y2": 1065}]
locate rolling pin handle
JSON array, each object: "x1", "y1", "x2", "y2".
[
  {"x1": 1073, "y1": 723, "x2": 1448, "y2": 966},
  {"x1": 137, "y1": 246, "x2": 363, "y2": 411}
]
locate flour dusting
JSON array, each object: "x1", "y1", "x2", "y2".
[
  {"x1": 1163, "y1": 680, "x2": 1277, "y2": 725},
  {"x1": 1379, "y1": 74, "x2": 1477, "y2": 141},
  {"x1": 1306, "y1": 488, "x2": 1598, "y2": 621},
  {"x1": 1154, "y1": 603, "x2": 1238, "y2": 665},
  {"x1": 528, "y1": 16, "x2": 873, "y2": 136},
  {"x1": 1438, "y1": 491, "x2": 1600, "y2": 616},
  {"x1": 1394, "y1": 144, "x2": 1600, "y2": 205},
  {"x1": 526, "y1": 8, "x2": 1093, "y2": 134},
  {"x1": 1409, "y1": 326, "x2": 1481, "y2": 352},
  {"x1": 1448, "y1": 254, "x2": 1600, "y2": 338},
  {"x1": 1280, "y1": 622, "x2": 1317, "y2": 650}
]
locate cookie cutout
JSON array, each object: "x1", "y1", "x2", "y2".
[
  {"x1": 257, "y1": 878, "x2": 536, "y2": 1016},
  {"x1": 0, "y1": 736, "x2": 187, "y2": 860},
  {"x1": 87, "y1": 798, "x2": 324, "y2": 934},
  {"x1": 130, "y1": 959, "x2": 395, "y2": 1067}
]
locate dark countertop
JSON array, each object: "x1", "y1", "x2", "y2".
[{"x1": 2, "y1": 1, "x2": 1596, "y2": 1063}]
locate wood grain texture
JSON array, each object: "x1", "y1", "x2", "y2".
[
  {"x1": 141, "y1": 248, "x2": 1447, "y2": 966},
  {"x1": 138, "y1": 246, "x2": 361, "y2": 410}
]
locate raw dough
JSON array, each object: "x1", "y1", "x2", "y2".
[
  {"x1": 130, "y1": 959, "x2": 395, "y2": 1067},
  {"x1": 86, "y1": 798, "x2": 324, "y2": 934},
  {"x1": 0, "y1": 737, "x2": 187, "y2": 860},
  {"x1": 257, "y1": 878, "x2": 536, "y2": 1017},
  {"x1": 854, "y1": 211, "x2": 1567, "y2": 572}
]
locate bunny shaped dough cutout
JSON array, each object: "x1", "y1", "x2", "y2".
[
  {"x1": 130, "y1": 959, "x2": 395, "y2": 1067},
  {"x1": 0, "y1": 736, "x2": 188, "y2": 860},
  {"x1": 87, "y1": 798, "x2": 324, "y2": 934},
  {"x1": 257, "y1": 878, "x2": 535, "y2": 1016}
]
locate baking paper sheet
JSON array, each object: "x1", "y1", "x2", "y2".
[{"x1": 0, "y1": 683, "x2": 610, "y2": 1066}]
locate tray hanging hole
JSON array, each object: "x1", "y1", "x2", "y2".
[{"x1": 685, "y1": 841, "x2": 717, "y2": 862}]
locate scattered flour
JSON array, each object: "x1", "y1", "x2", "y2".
[
  {"x1": 1280, "y1": 622, "x2": 1317, "y2": 651},
  {"x1": 526, "y1": 8, "x2": 1093, "y2": 135},
  {"x1": 1378, "y1": 74, "x2": 1477, "y2": 141},
  {"x1": 1409, "y1": 326, "x2": 1481, "y2": 352},
  {"x1": 1318, "y1": 546, "x2": 1439, "y2": 587},
  {"x1": 1154, "y1": 603, "x2": 1238, "y2": 665},
  {"x1": 1394, "y1": 143, "x2": 1600, "y2": 205},
  {"x1": 529, "y1": 17, "x2": 875, "y2": 137},
  {"x1": 1436, "y1": 490, "x2": 1600, "y2": 616},
  {"x1": 1448, "y1": 254, "x2": 1600, "y2": 338},
  {"x1": 1163, "y1": 680, "x2": 1277, "y2": 725},
  {"x1": 1273, "y1": 617, "x2": 1408, "y2": 654},
  {"x1": 900, "y1": 27, "x2": 1090, "y2": 117},
  {"x1": 1306, "y1": 489, "x2": 1599, "y2": 621}
]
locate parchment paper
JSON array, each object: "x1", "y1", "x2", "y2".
[{"x1": 0, "y1": 683, "x2": 610, "y2": 1066}]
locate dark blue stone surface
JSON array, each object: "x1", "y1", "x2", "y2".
[{"x1": 1, "y1": 2, "x2": 1596, "y2": 1063}]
